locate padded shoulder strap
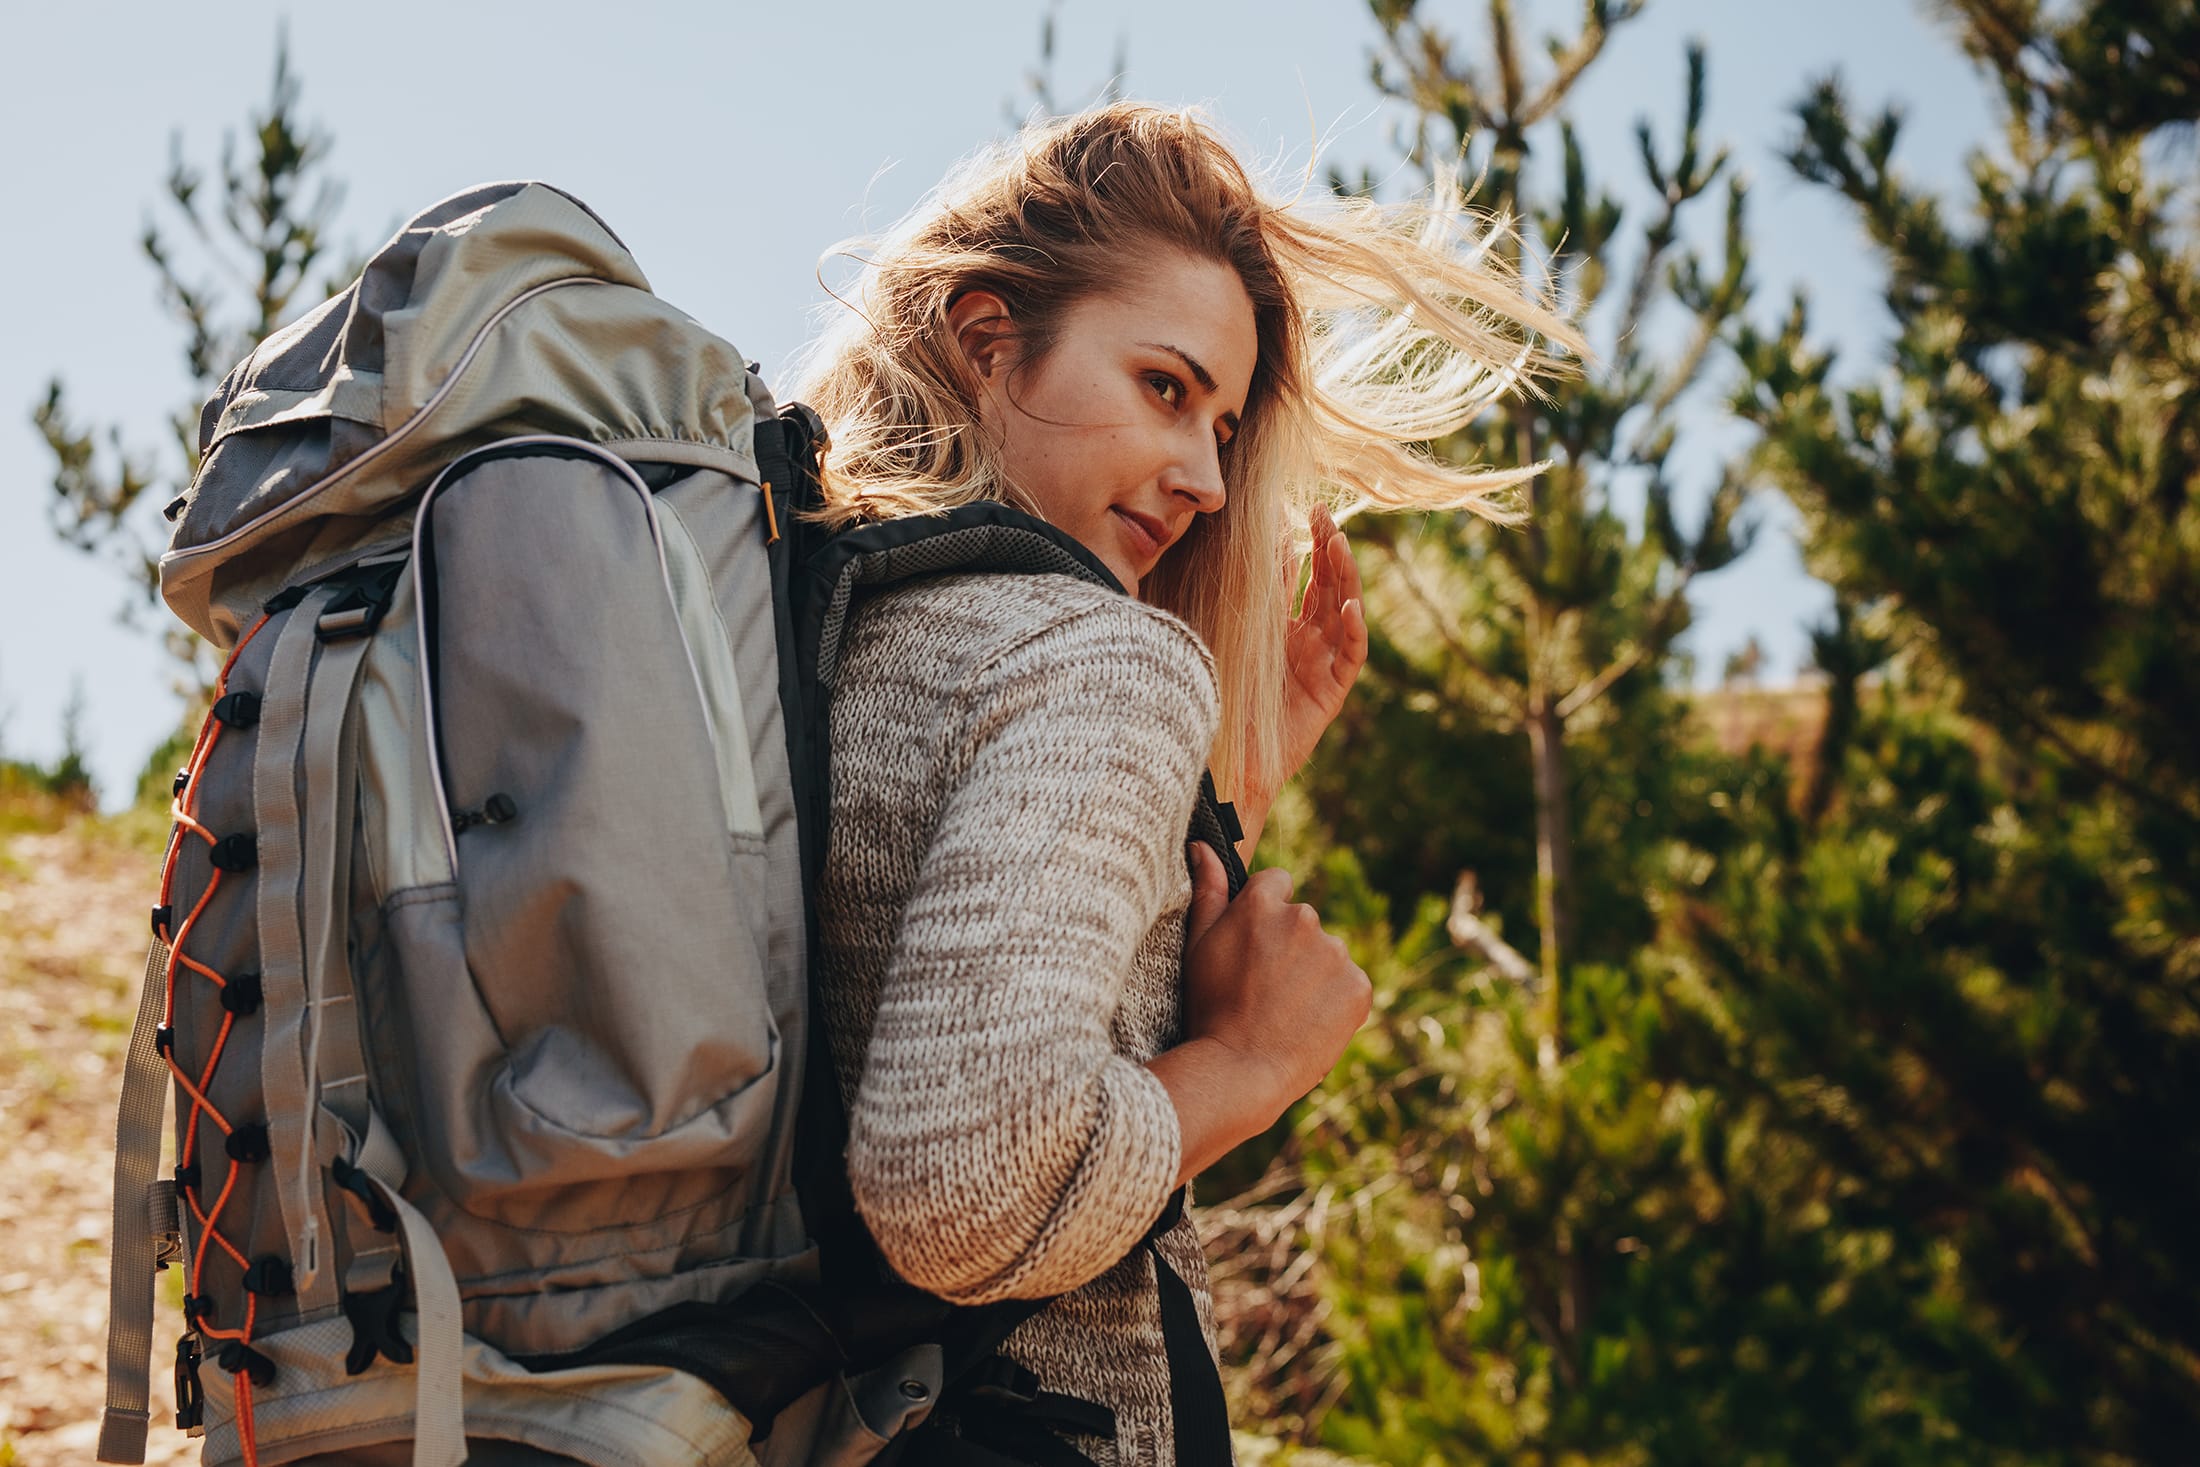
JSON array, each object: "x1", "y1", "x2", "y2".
[{"x1": 798, "y1": 496, "x2": 1123, "y2": 696}]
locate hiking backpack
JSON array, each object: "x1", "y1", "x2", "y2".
[{"x1": 97, "y1": 181, "x2": 1248, "y2": 1467}]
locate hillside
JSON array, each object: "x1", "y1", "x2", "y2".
[{"x1": 0, "y1": 793, "x2": 192, "y2": 1464}]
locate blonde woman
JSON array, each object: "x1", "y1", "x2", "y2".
[{"x1": 790, "y1": 103, "x2": 1574, "y2": 1467}]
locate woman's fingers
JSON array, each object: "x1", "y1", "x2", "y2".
[
  {"x1": 1328, "y1": 519, "x2": 1361, "y2": 605},
  {"x1": 1287, "y1": 511, "x2": 1363, "y2": 689},
  {"x1": 1308, "y1": 504, "x2": 1341, "y2": 621}
]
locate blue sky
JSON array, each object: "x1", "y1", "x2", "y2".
[{"x1": 0, "y1": 0, "x2": 1994, "y2": 801}]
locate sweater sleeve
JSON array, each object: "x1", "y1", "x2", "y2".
[{"x1": 842, "y1": 596, "x2": 1219, "y2": 1305}]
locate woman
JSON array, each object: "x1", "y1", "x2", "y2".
[{"x1": 789, "y1": 104, "x2": 1576, "y2": 1466}]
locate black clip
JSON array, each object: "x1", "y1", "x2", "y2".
[
  {"x1": 342, "y1": 1267, "x2": 415, "y2": 1374},
  {"x1": 211, "y1": 690, "x2": 262, "y2": 730},
  {"x1": 209, "y1": 832, "x2": 258, "y2": 872},
  {"x1": 243, "y1": 1255, "x2": 296, "y2": 1297},
  {"x1": 966, "y1": 1356, "x2": 1042, "y2": 1407},
  {"x1": 329, "y1": 1156, "x2": 399, "y2": 1234},
  {"x1": 315, "y1": 561, "x2": 405, "y2": 642},
  {"x1": 217, "y1": 1340, "x2": 278, "y2": 1387},
  {"x1": 219, "y1": 971, "x2": 263, "y2": 1016},
  {"x1": 174, "y1": 1335, "x2": 205, "y2": 1430}
]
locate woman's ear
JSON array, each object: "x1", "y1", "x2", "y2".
[{"x1": 947, "y1": 289, "x2": 1017, "y2": 387}]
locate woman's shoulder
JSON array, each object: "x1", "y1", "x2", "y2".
[{"x1": 852, "y1": 573, "x2": 1218, "y2": 704}]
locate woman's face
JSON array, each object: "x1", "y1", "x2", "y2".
[{"x1": 956, "y1": 253, "x2": 1257, "y2": 595}]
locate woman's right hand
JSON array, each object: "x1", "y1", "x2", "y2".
[{"x1": 1148, "y1": 843, "x2": 1372, "y2": 1183}]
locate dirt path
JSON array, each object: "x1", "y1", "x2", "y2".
[{"x1": 0, "y1": 813, "x2": 195, "y2": 1465}]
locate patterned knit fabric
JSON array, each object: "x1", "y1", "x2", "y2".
[{"x1": 817, "y1": 571, "x2": 1225, "y2": 1467}]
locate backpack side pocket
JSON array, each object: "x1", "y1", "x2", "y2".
[{"x1": 398, "y1": 442, "x2": 778, "y2": 1230}]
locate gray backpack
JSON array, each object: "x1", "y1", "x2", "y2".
[{"x1": 97, "y1": 181, "x2": 1246, "y2": 1467}]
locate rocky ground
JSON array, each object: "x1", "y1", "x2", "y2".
[{"x1": 0, "y1": 802, "x2": 194, "y2": 1466}]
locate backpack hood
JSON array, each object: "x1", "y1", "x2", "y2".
[{"x1": 163, "y1": 180, "x2": 771, "y2": 645}]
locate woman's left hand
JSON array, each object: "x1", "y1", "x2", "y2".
[{"x1": 1235, "y1": 505, "x2": 1366, "y2": 851}]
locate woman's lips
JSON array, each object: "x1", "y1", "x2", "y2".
[{"x1": 1111, "y1": 506, "x2": 1167, "y2": 564}]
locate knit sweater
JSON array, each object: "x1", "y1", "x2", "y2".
[{"x1": 816, "y1": 570, "x2": 1225, "y2": 1467}]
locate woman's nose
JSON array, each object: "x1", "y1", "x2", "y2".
[{"x1": 1163, "y1": 437, "x2": 1228, "y2": 515}]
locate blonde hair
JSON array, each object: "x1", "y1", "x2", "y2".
[{"x1": 788, "y1": 102, "x2": 1581, "y2": 800}]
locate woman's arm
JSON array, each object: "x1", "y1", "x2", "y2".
[{"x1": 844, "y1": 598, "x2": 1216, "y2": 1306}]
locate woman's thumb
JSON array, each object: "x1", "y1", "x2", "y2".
[{"x1": 1185, "y1": 841, "x2": 1231, "y2": 947}]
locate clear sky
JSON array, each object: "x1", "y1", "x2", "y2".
[{"x1": 0, "y1": 0, "x2": 1993, "y2": 802}]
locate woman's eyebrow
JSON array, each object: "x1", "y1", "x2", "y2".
[
  {"x1": 1140, "y1": 342, "x2": 1217, "y2": 393},
  {"x1": 1140, "y1": 341, "x2": 1241, "y2": 436}
]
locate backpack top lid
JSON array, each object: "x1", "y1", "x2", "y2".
[{"x1": 162, "y1": 180, "x2": 771, "y2": 647}]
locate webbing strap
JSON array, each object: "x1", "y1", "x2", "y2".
[
  {"x1": 288, "y1": 598, "x2": 378, "y2": 1306},
  {"x1": 1150, "y1": 1242, "x2": 1230, "y2": 1464},
  {"x1": 253, "y1": 599, "x2": 329, "y2": 1295},
  {"x1": 338, "y1": 1109, "x2": 406, "y2": 1295},
  {"x1": 358, "y1": 1166, "x2": 465, "y2": 1467},
  {"x1": 1141, "y1": 1188, "x2": 1231, "y2": 1464},
  {"x1": 96, "y1": 938, "x2": 174, "y2": 1464}
]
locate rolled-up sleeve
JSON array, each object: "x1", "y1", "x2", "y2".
[{"x1": 843, "y1": 599, "x2": 1218, "y2": 1304}]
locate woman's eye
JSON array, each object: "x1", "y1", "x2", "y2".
[{"x1": 1148, "y1": 374, "x2": 1184, "y2": 408}]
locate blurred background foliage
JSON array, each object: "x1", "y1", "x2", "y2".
[
  {"x1": 1211, "y1": 2, "x2": 2200, "y2": 1464},
  {"x1": 26, "y1": 0, "x2": 2198, "y2": 1462}
]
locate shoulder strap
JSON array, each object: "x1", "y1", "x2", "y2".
[
  {"x1": 760, "y1": 406, "x2": 1244, "y2": 1461},
  {"x1": 96, "y1": 938, "x2": 176, "y2": 1464}
]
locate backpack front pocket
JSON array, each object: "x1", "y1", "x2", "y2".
[{"x1": 397, "y1": 442, "x2": 778, "y2": 1230}]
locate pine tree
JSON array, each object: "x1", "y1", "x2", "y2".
[
  {"x1": 1213, "y1": 4, "x2": 1820, "y2": 1461},
  {"x1": 1716, "y1": 0, "x2": 2200, "y2": 1454},
  {"x1": 32, "y1": 31, "x2": 344, "y2": 666},
  {"x1": 1331, "y1": 0, "x2": 1755, "y2": 1027}
]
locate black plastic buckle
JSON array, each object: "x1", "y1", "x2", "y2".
[
  {"x1": 966, "y1": 1356, "x2": 1042, "y2": 1407},
  {"x1": 174, "y1": 1335, "x2": 205, "y2": 1430},
  {"x1": 781, "y1": 400, "x2": 831, "y2": 457},
  {"x1": 217, "y1": 1339, "x2": 278, "y2": 1387},
  {"x1": 343, "y1": 1267, "x2": 415, "y2": 1374},
  {"x1": 225, "y1": 1122, "x2": 271, "y2": 1164},
  {"x1": 243, "y1": 1254, "x2": 296, "y2": 1297},
  {"x1": 329, "y1": 1155, "x2": 399, "y2": 1234},
  {"x1": 219, "y1": 971, "x2": 263, "y2": 1016},
  {"x1": 211, "y1": 690, "x2": 262, "y2": 729},
  {"x1": 315, "y1": 560, "x2": 405, "y2": 642},
  {"x1": 209, "y1": 832, "x2": 258, "y2": 872}
]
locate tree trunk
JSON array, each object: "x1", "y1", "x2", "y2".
[{"x1": 1525, "y1": 689, "x2": 1575, "y2": 1053}]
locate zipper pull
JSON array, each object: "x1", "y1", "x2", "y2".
[{"x1": 451, "y1": 792, "x2": 518, "y2": 835}]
